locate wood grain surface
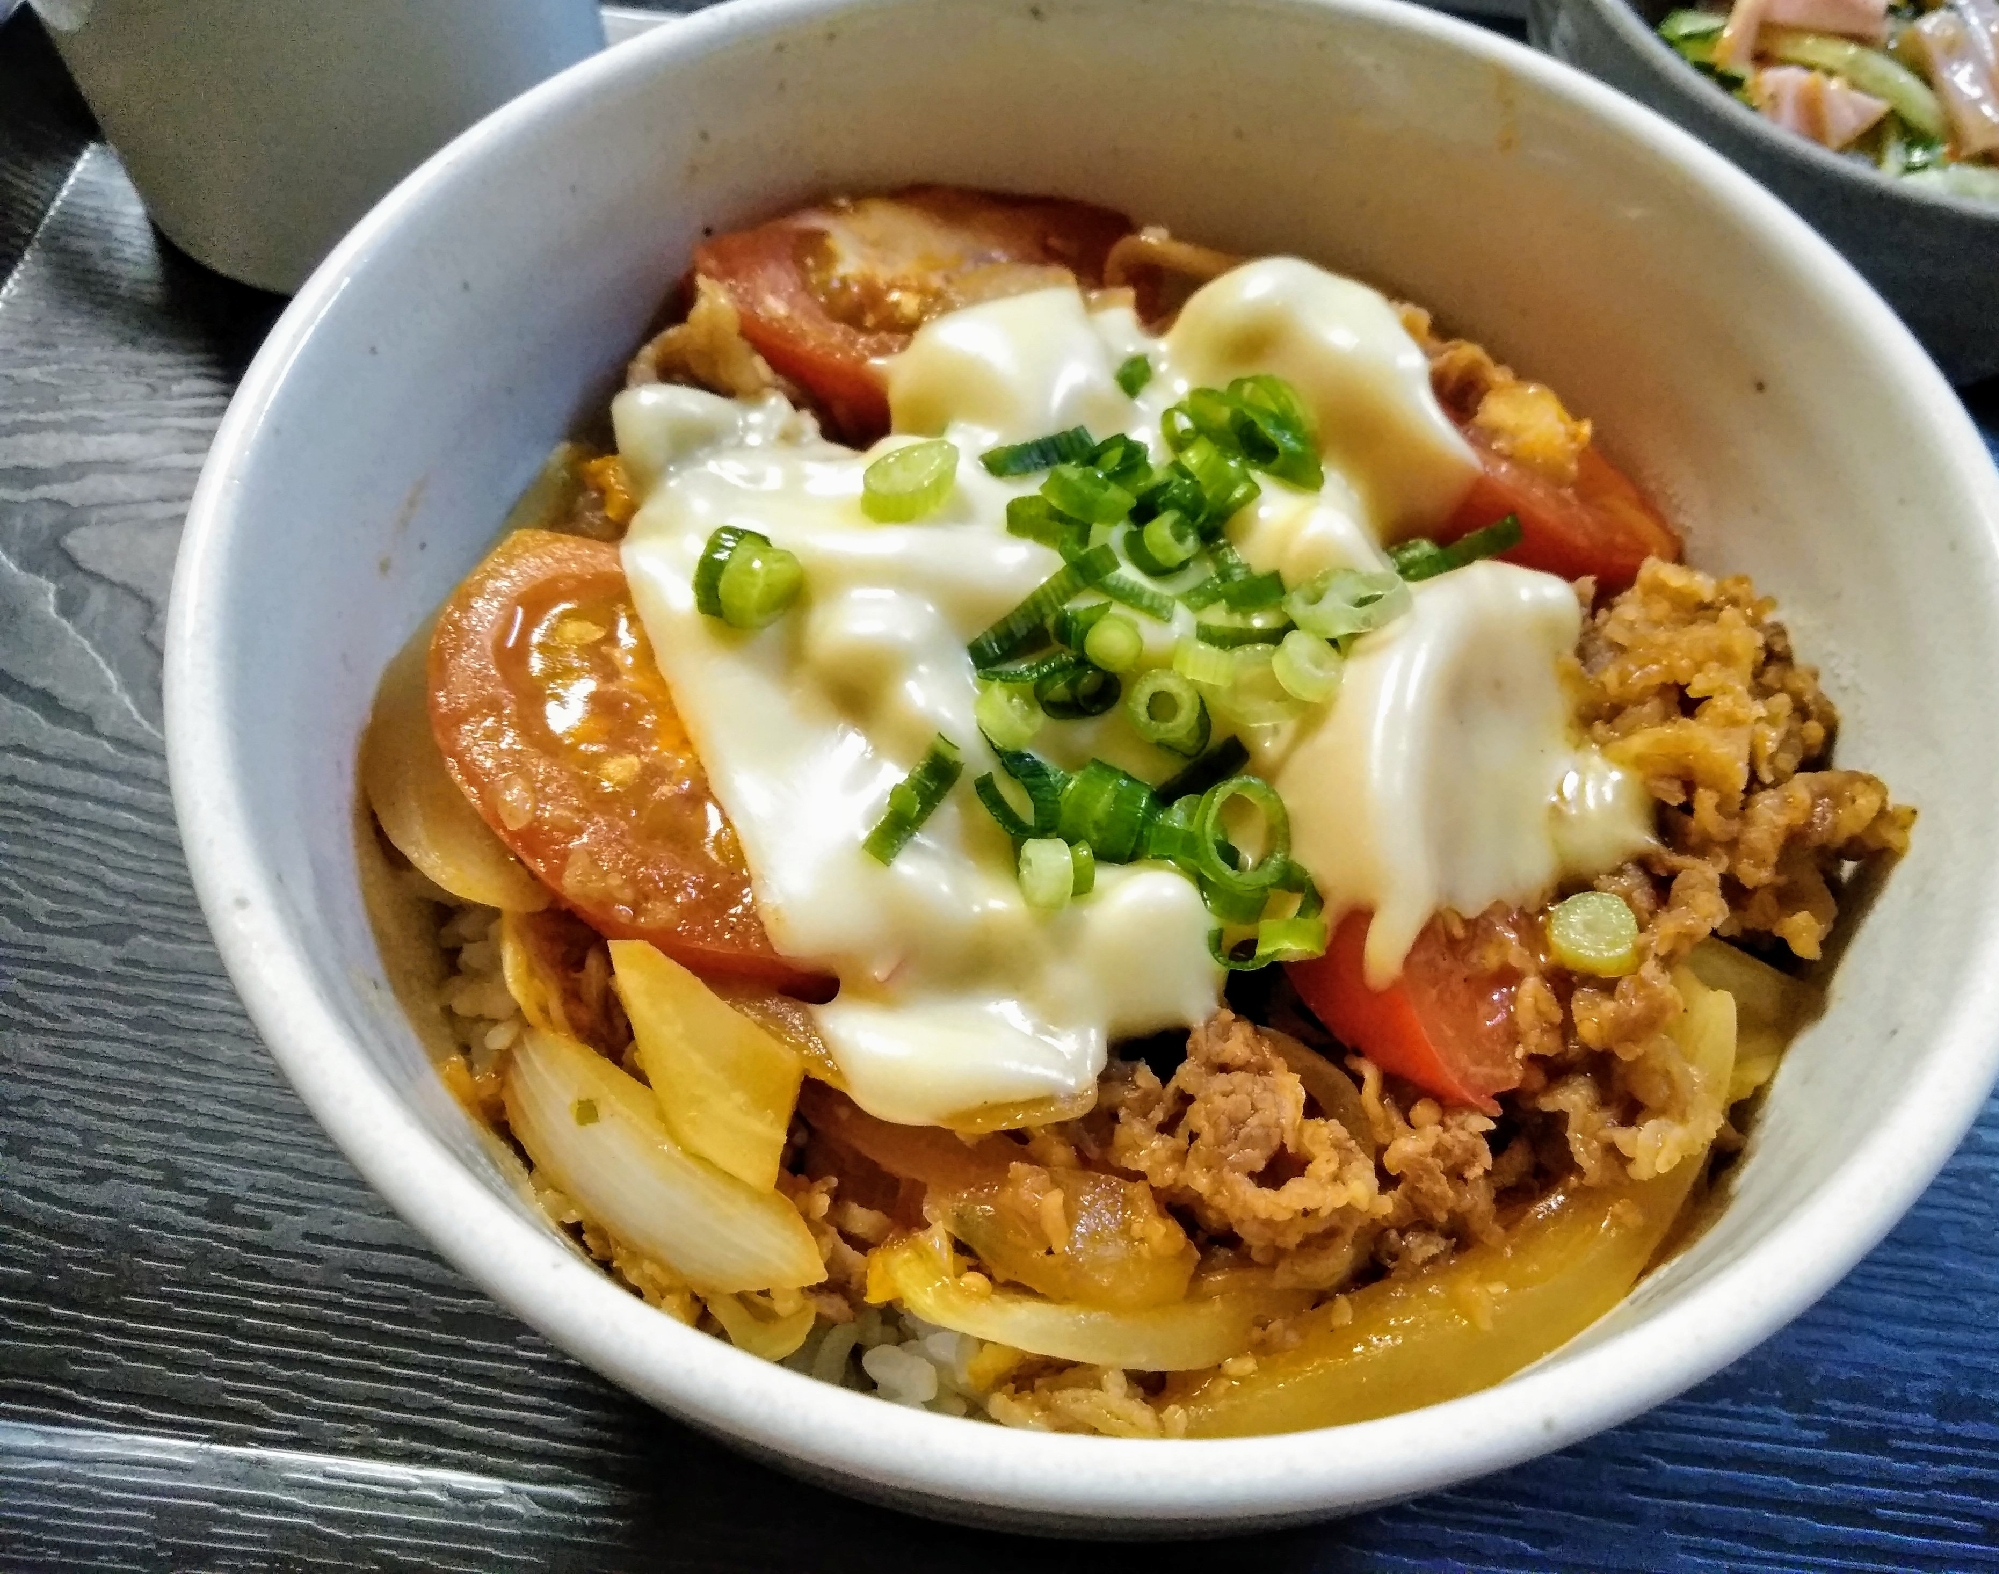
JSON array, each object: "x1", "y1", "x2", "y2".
[{"x1": 2, "y1": 8, "x2": 1996, "y2": 1569}]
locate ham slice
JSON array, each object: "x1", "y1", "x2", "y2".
[
  {"x1": 1716, "y1": 0, "x2": 1773, "y2": 73},
  {"x1": 1766, "y1": 0, "x2": 1888, "y2": 41},
  {"x1": 1914, "y1": 0, "x2": 1999, "y2": 157},
  {"x1": 1754, "y1": 64, "x2": 1893, "y2": 147}
]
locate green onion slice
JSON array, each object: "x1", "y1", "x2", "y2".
[
  {"x1": 1193, "y1": 775, "x2": 1291, "y2": 894},
  {"x1": 1018, "y1": 838, "x2": 1076, "y2": 910},
  {"x1": 1196, "y1": 608, "x2": 1295, "y2": 648},
  {"x1": 1547, "y1": 890, "x2": 1641, "y2": 977},
  {"x1": 1272, "y1": 629, "x2": 1343, "y2": 705},
  {"x1": 1006, "y1": 495, "x2": 1088, "y2": 559},
  {"x1": 975, "y1": 648, "x2": 1077, "y2": 685},
  {"x1": 1155, "y1": 737, "x2": 1251, "y2": 805},
  {"x1": 1126, "y1": 669, "x2": 1211, "y2": 757},
  {"x1": 862, "y1": 735, "x2": 963, "y2": 864},
  {"x1": 1172, "y1": 635, "x2": 1239, "y2": 688},
  {"x1": 1179, "y1": 574, "x2": 1227, "y2": 612},
  {"x1": 1286, "y1": 566, "x2": 1412, "y2": 641},
  {"x1": 1098, "y1": 569, "x2": 1178, "y2": 623},
  {"x1": 861, "y1": 439, "x2": 959, "y2": 523},
  {"x1": 966, "y1": 547, "x2": 1116, "y2": 669},
  {"x1": 1042, "y1": 463, "x2": 1135, "y2": 526},
  {"x1": 981, "y1": 426, "x2": 1095, "y2": 478},
  {"x1": 1070, "y1": 840, "x2": 1097, "y2": 896},
  {"x1": 1115, "y1": 355, "x2": 1154, "y2": 397},
  {"x1": 1138, "y1": 511, "x2": 1201, "y2": 573},
  {"x1": 974, "y1": 680, "x2": 1043, "y2": 751},
  {"x1": 1208, "y1": 913, "x2": 1330, "y2": 971},
  {"x1": 1217, "y1": 570, "x2": 1286, "y2": 611},
  {"x1": 974, "y1": 745, "x2": 1069, "y2": 839},
  {"x1": 1035, "y1": 659, "x2": 1122, "y2": 720},
  {"x1": 692, "y1": 526, "x2": 805, "y2": 631},
  {"x1": 1207, "y1": 643, "x2": 1303, "y2": 727},
  {"x1": 1051, "y1": 599, "x2": 1112, "y2": 651},
  {"x1": 1057, "y1": 759, "x2": 1160, "y2": 863},
  {"x1": 1083, "y1": 613, "x2": 1144, "y2": 674},
  {"x1": 1390, "y1": 514, "x2": 1523, "y2": 582}
]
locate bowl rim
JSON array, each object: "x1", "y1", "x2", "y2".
[
  {"x1": 1558, "y1": 0, "x2": 1999, "y2": 223},
  {"x1": 164, "y1": 0, "x2": 1999, "y2": 1527}
]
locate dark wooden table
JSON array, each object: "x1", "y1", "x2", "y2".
[{"x1": 3, "y1": 7, "x2": 1998, "y2": 1569}]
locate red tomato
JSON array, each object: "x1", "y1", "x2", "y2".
[
  {"x1": 1440, "y1": 435, "x2": 1680, "y2": 595},
  {"x1": 428, "y1": 529, "x2": 833, "y2": 997},
  {"x1": 1286, "y1": 911, "x2": 1527, "y2": 1114},
  {"x1": 693, "y1": 185, "x2": 1132, "y2": 441}
]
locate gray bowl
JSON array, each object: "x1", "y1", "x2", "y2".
[{"x1": 1530, "y1": 0, "x2": 1999, "y2": 384}]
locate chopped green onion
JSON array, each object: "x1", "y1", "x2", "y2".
[
  {"x1": 1196, "y1": 608, "x2": 1294, "y2": 648},
  {"x1": 1272, "y1": 630, "x2": 1343, "y2": 704},
  {"x1": 1176, "y1": 435, "x2": 1260, "y2": 524},
  {"x1": 693, "y1": 526, "x2": 804, "y2": 631},
  {"x1": 1200, "y1": 873, "x2": 1269, "y2": 925},
  {"x1": 1180, "y1": 574, "x2": 1227, "y2": 612},
  {"x1": 861, "y1": 439, "x2": 959, "y2": 523},
  {"x1": 966, "y1": 548, "x2": 1114, "y2": 669},
  {"x1": 1057, "y1": 759, "x2": 1160, "y2": 863},
  {"x1": 1098, "y1": 569, "x2": 1178, "y2": 622},
  {"x1": 1193, "y1": 775, "x2": 1291, "y2": 894},
  {"x1": 1115, "y1": 355, "x2": 1154, "y2": 397},
  {"x1": 975, "y1": 745, "x2": 1068, "y2": 839},
  {"x1": 1208, "y1": 541, "x2": 1253, "y2": 580},
  {"x1": 1285, "y1": 567, "x2": 1412, "y2": 641},
  {"x1": 1138, "y1": 511, "x2": 1201, "y2": 573},
  {"x1": 1042, "y1": 463, "x2": 1135, "y2": 525},
  {"x1": 862, "y1": 735, "x2": 963, "y2": 864},
  {"x1": 1548, "y1": 890, "x2": 1642, "y2": 977},
  {"x1": 1052, "y1": 599, "x2": 1112, "y2": 651},
  {"x1": 975, "y1": 680, "x2": 1043, "y2": 751},
  {"x1": 1225, "y1": 375, "x2": 1323, "y2": 492},
  {"x1": 975, "y1": 648, "x2": 1077, "y2": 685},
  {"x1": 1035, "y1": 658, "x2": 1122, "y2": 720},
  {"x1": 1155, "y1": 737, "x2": 1250, "y2": 805},
  {"x1": 1172, "y1": 635, "x2": 1239, "y2": 688},
  {"x1": 1083, "y1": 613, "x2": 1143, "y2": 673},
  {"x1": 1070, "y1": 840, "x2": 1097, "y2": 896},
  {"x1": 1208, "y1": 913, "x2": 1330, "y2": 970},
  {"x1": 1390, "y1": 514, "x2": 1523, "y2": 582},
  {"x1": 981, "y1": 426, "x2": 1095, "y2": 478},
  {"x1": 1206, "y1": 643, "x2": 1304, "y2": 727},
  {"x1": 1126, "y1": 669, "x2": 1211, "y2": 757},
  {"x1": 1217, "y1": 570, "x2": 1286, "y2": 611},
  {"x1": 1006, "y1": 495, "x2": 1088, "y2": 558},
  {"x1": 1088, "y1": 434, "x2": 1154, "y2": 493},
  {"x1": 1142, "y1": 794, "x2": 1201, "y2": 870},
  {"x1": 1019, "y1": 838, "x2": 1077, "y2": 910}
]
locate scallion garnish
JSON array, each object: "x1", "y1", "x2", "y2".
[
  {"x1": 862, "y1": 735, "x2": 963, "y2": 864},
  {"x1": 966, "y1": 547, "x2": 1115, "y2": 669},
  {"x1": 1056, "y1": 759, "x2": 1160, "y2": 863},
  {"x1": 1051, "y1": 599, "x2": 1112, "y2": 651},
  {"x1": 1195, "y1": 608, "x2": 1293, "y2": 647},
  {"x1": 1006, "y1": 495, "x2": 1088, "y2": 559},
  {"x1": 861, "y1": 439, "x2": 959, "y2": 523},
  {"x1": 1285, "y1": 566, "x2": 1412, "y2": 641},
  {"x1": 1097, "y1": 569, "x2": 1178, "y2": 623},
  {"x1": 1035, "y1": 658, "x2": 1122, "y2": 720},
  {"x1": 1138, "y1": 511, "x2": 1201, "y2": 573},
  {"x1": 1042, "y1": 463, "x2": 1135, "y2": 526},
  {"x1": 1115, "y1": 355, "x2": 1154, "y2": 397},
  {"x1": 1172, "y1": 635, "x2": 1239, "y2": 688},
  {"x1": 1155, "y1": 737, "x2": 1251, "y2": 804},
  {"x1": 1126, "y1": 669, "x2": 1211, "y2": 757},
  {"x1": 1083, "y1": 612, "x2": 1144, "y2": 674},
  {"x1": 974, "y1": 679, "x2": 1043, "y2": 751},
  {"x1": 1179, "y1": 574, "x2": 1227, "y2": 612},
  {"x1": 1192, "y1": 774, "x2": 1292, "y2": 895},
  {"x1": 692, "y1": 526, "x2": 805, "y2": 631},
  {"x1": 975, "y1": 648, "x2": 1079, "y2": 685},
  {"x1": 1070, "y1": 840, "x2": 1097, "y2": 896},
  {"x1": 1389, "y1": 514, "x2": 1523, "y2": 582},
  {"x1": 1018, "y1": 837, "x2": 1078, "y2": 910},
  {"x1": 1271, "y1": 629, "x2": 1344, "y2": 704},
  {"x1": 1209, "y1": 912, "x2": 1330, "y2": 970},
  {"x1": 1223, "y1": 375, "x2": 1323, "y2": 492},
  {"x1": 981, "y1": 425, "x2": 1095, "y2": 478},
  {"x1": 1217, "y1": 570, "x2": 1287, "y2": 610},
  {"x1": 973, "y1": 745, "x2": 1069, "y2": 839}
]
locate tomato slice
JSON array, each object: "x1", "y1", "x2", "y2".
[
  {"x1": 428, "y1": 528, "x2": 832, "y2": 996},
  {"x1": 1439, "y1": 435, "x2": 1680, "y2": 595},
  {"x1": 693, "y1": 185, "x2": 1132, "y2": 442},
  {"x1": 1286, "y1": 911, "x2": 1526, "y2": 1114}
]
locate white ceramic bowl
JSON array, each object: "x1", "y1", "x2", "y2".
[{"x1": 165, "y1": 0, "x2": 1999, "y2": 1535}]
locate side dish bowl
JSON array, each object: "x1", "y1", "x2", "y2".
[
  {"x1": 165, "y1": 0, "x2": 1999, "y2": 1534},
  {"x1": 1528, "y1": 0, "x2": 1999, "y2": 385}
]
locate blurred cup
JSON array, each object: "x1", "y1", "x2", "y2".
[{"x1": 33, "y1": 0, "x2": 607, "y2": 293}]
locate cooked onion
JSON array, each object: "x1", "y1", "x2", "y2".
[
  {"x1": 505, "y1": 1026, "x2": 824, "y2": 1293},
  {"x1": 869, "y1": 1228, "x2": 1307, "y2": 1370},
  {"x1": 361, "y1": 617, "x2": 548, "y2": 911}
]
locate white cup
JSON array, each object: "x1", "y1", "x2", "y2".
[{"x1": 34, "y1": 0, "x2": 607, "y2": 293}]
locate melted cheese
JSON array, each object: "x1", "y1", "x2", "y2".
[
  {"x1": 1274, "y1": 562, "x2": 1654, "y2": 988},
  {"x1": 614, "y1": 258, "x2": 1650, "y2": 1124}
]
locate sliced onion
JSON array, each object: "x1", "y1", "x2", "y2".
[
  {"x1": 705, "y1": 1291, "x2": 818, "y2": 1360},
  {"x1": 868, "y1": 1228, "x2": 1308, "y2": 1370},
  {"x1": 361, "y1": 617, "x2": 549, "y2": 911},
  {"x1": 505, "y1": 1026, "x2": 824, "y2": 1293}
]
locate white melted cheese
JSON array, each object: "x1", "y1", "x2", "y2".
[
  {"x1": 1275, "y1": 562, "x2": 1654, "y2": 989},
  {"x1": 616, "y1": 258, "x2": 1649, "y2": 1124}
]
